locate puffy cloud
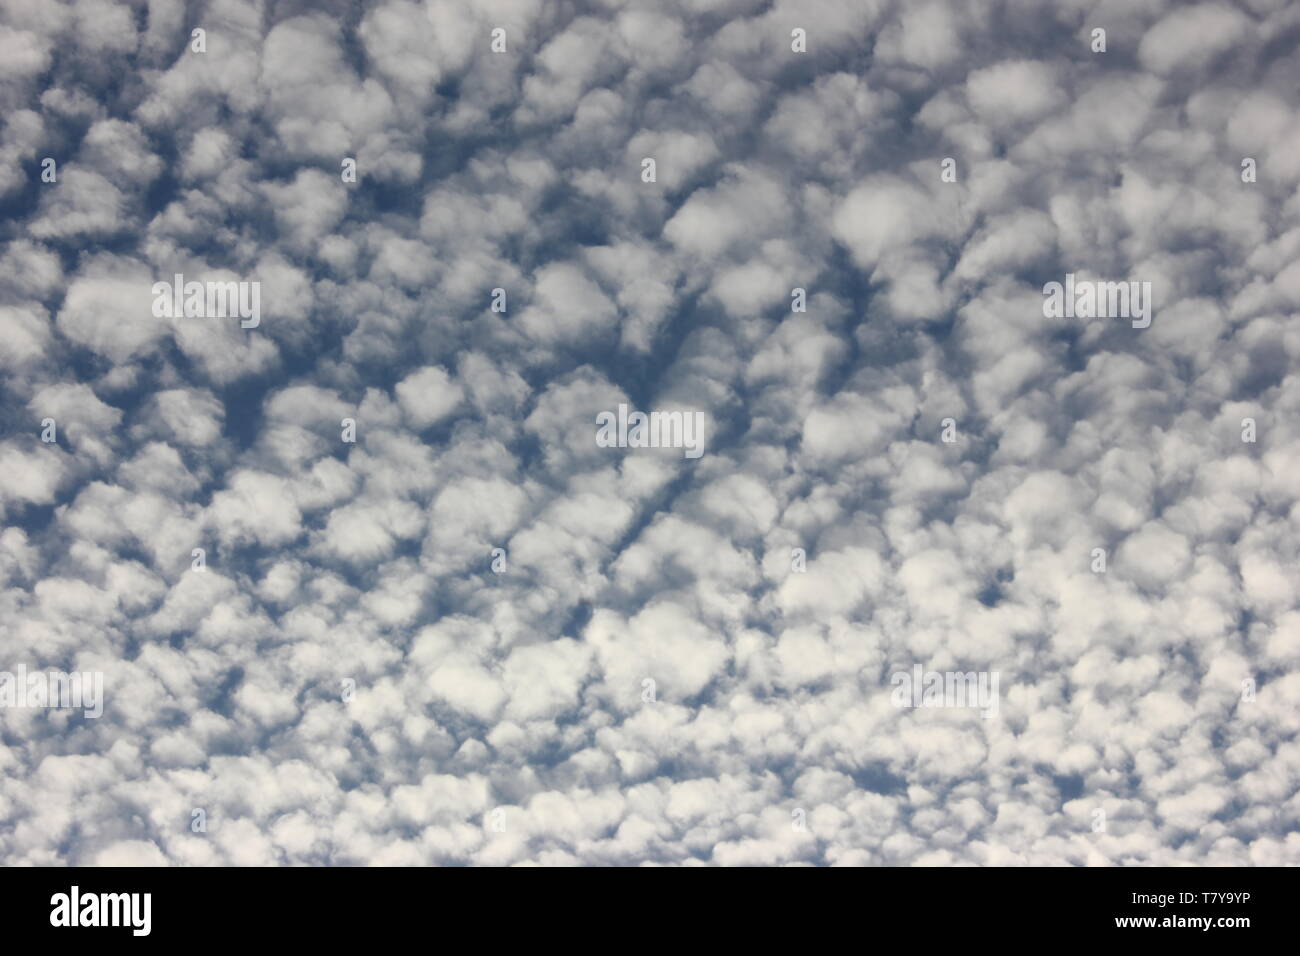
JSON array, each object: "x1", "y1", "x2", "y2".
[{"x1": 395, "y1": 366, "x2": 465, "y2": 428}]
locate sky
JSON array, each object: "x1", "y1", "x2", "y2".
[{"x1": 1, "y1": 0, "x2": 1299, "y2": 866}]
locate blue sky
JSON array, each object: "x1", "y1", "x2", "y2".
[{"x1": 1, "y1": 0, "x2": 1299, "y2": 866}]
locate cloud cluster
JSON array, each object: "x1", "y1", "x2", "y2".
[{"x1": 1, "y1": 0, "x2": 1298, "y2": 866}]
